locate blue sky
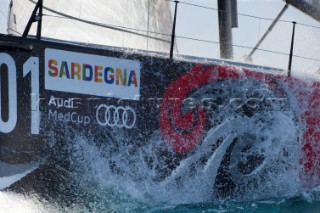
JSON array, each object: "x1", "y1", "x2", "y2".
[
  {"x1": 0, "y1": 0, "x2": 9, "y2": 33},
  {"x1": 169, "y1": 0, "x2": 320, "y2": 74}
]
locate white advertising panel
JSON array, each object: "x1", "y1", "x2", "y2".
[{"x1": 45, "y1": 48, "x2": 141, "y2": 100}]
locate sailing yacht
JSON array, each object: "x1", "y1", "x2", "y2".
[{"x1": 0, "y1": 0, "x2": 320, "y2": 200}]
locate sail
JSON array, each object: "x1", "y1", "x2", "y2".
[
  {"x1": 285, "y1": 0, "x2": 320, "y2": 22},
  {"x1": 8, "y1": 0, "x2": 173, "y2": 52}
]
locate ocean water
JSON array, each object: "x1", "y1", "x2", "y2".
[
  {"x1": 1, "y1": 132, "x2": 320, "y2": 213},
  {"x1": 2, "y1": 185, "x2": 320, "y2": 212}
]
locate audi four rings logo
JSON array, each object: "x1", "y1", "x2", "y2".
[{"x1": 96, "y1": 105, "x2": 136, "y2": 129}]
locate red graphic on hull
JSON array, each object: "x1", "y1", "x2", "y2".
[
  {"x1": 160, "y1": 65, "x2": 240, "y2": 153},
  {"x1": 160, "y1": 64, "x2": 320, "y2": 183}
]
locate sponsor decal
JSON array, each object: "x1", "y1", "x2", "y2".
[
  {"x1": 96, "y1": 104, "x2": 136, "y2": 129},
  {"x1": 45, "y1": 48, "x2": 141, "y2": 100},
  {"x1": 48, "y1": 96, "x2": 77, "y2": 109},
  {"x1": 48, "y1": 109, "x2": 91, "y2": 126},
  {"x1": 47, "y1": 96, "x2": 90, "y2": 126},
  {"x1": 159, "y1": 65, "x2": 289, "y2": 153},
  {"x1": 160, "y1": 65, "x2": 240, "y2": 153}
]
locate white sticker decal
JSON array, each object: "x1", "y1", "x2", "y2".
[
  {"x1": 45, "y1": 49, "x2": 141, "y2": 100},
  {"x1": 96, "y1": 104, "x2": 136, "y2": 129}
]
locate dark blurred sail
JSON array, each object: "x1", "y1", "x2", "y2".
[{"x1": 285, "y1": 0, "x2": 320, "y2": 22}]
